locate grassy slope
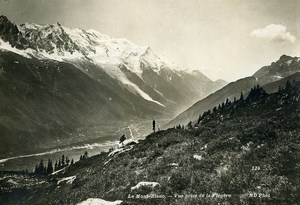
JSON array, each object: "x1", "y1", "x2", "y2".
[{"x1": 2, "y1": 82, "x2": 300, "y2": 205}]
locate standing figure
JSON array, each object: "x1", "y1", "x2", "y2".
[
  {"x1": 119, "y1": 134, "x2": 126, "y2": 146},
  {"x1": 153, "y1": 120, "x2": 156, "y2": 133}
]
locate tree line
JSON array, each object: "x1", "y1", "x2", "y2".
[
  {"x1": 195, "y1": 80, "x2": 295, "y2": 126},
  {"x1": 33, "y1": 151, "x2": 89, "y2": 175},
  {"x1": 173, "y1": 80, "x2": 296, "y2": 130}
]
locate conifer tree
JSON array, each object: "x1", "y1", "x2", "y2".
[
  {"x1": 240, "y1": 92, "x2": 244, "y2": 101},
  {"x1": 225, "y1": 98, "x2": 229, "y2": 105},
  {"x1": 152, "y1": 120, "x2": 156, "y2": 132},
  {"x1": 61, "y1": 155, "x2": 65, "y2": 166},
  {"x1": 58, "y1": 159, "x2": 61, "y2": 169},
  {"x1": 213, "y1": 106, "x2": 217, "y2": 113},
  {"x1": 187, "y1": 121, "x2": 193, "y2": 129},
  {"x1": 66, "y1": 156, "x2": 70, "y2": 165},
  {"x1": 197, "y1": 114, "x2": 202, "y2": 124},
  {"x1": 47, "y1": 159, "x2": 53, "y2": 174},
  {"x1": 37, "y1": 159, "x2": 44, "y2": 174},
  {"x1": 84, "y1": 151, "x2": 89, "y2": 159},
  {"x1": 286, "y1": 80, "x2": 292, "y2": 90},
  {"x1": 54, "y1": 160, "x2": 58, "y2": 171},
  {"x1": 34, "y1": 164, "x2": 38, "y2": 174}
]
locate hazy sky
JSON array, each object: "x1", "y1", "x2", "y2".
[{"x1": 1, "y1": 0, "x2": 299, "y2": 82}]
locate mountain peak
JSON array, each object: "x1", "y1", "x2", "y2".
[
  {"x1": 0, "y1": 17, "x2": 170, "y2": 77},
  {"x1": 0, "y1": 17, "x2": 224, "y2": 107},
  {"x1": 0, "y1": 15, "x2": 15, "y2": 28},
  {"x1": 0, "y1": 15, "x2": 21, "y2": 49},
  {"x1": 0, "y1": 15, "x2": 9, "y2": 23},
  {"x1": 279, "y1": 54, "x2": 293, "y2": 62},
  {"x1": 252, "y1": 54, "x2": 300, "y2": 84}
]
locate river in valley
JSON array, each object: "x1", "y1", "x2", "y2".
[{"x1": 0, "y1": 119, "x2": 169, "y2": 172}]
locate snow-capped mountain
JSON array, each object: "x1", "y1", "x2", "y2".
[
  {"x1": 0, "y1": 16, "x2": 227, "y2": 157},
  {"x1": 0, "y1": 15, "x2": 226, "y2": 110},
  {"x1": 0, "y1": 15, "x2": 164, "y2": 71}
]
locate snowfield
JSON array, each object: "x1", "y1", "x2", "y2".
[
  {"x1": 76, "y1": 198, "x2": 122, "y2": 205},
  {"x1": 0, "y1": 39, "x2": 33, "y2": 58},
  {"x1": 0, "y1": 21, "x2": 170, "y2": 107}
]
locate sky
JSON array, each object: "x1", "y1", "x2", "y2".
[{"x1": 0, "y1": 0, "x2": 299, "y2": 82}]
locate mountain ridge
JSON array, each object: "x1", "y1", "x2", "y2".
[
  {"x1": 0, "y1": 16, "x2": 226, "y2": 158},
  {"x1": 167, "y1": 55, "x2": 300, "y2": 128},
  {"x1": 0, "y1": 15, "x2": 226, "y2": 109}
]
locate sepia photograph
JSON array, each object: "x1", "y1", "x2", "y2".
[{"x1": 0, "y1": 0, "x2": 299, "y2": 204}]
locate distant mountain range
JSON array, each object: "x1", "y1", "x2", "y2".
[
  {"x1": 167, "y1": 55, "x2": 300, "y2": 127},
  {"x1": 0, "y1": 15, "x2": 226, "y2": 157}
]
